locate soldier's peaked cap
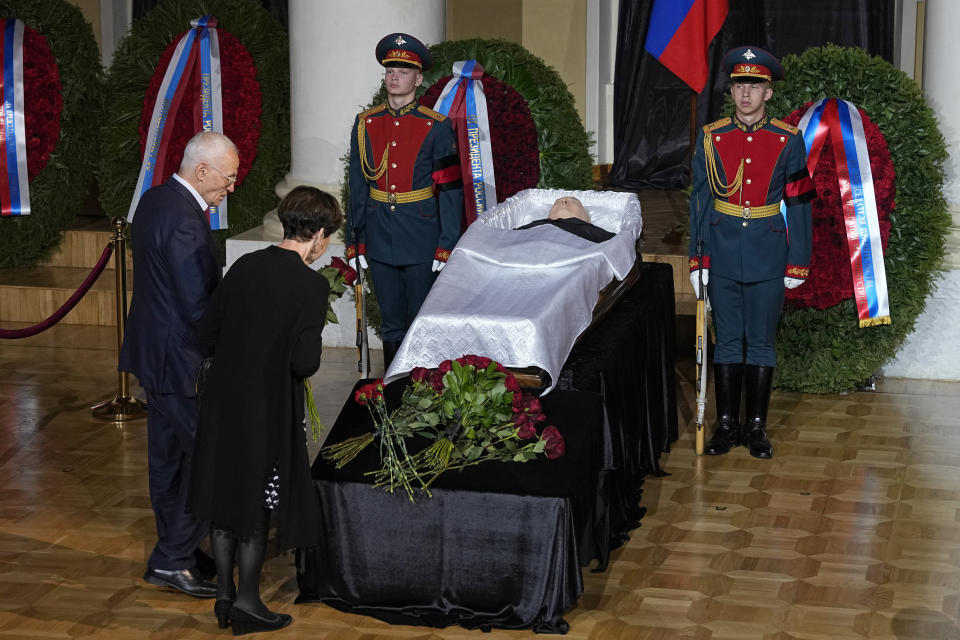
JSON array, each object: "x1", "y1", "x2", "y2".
[
  {"x1": 723, "y1": 46, "x2": 783, "y2": 82},
  {"x1": 376, "y1": 33, "x2": 432, "y2": 72}
]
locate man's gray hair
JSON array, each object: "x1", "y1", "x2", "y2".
[{"x1": 180, "y1": 131, "x2": 238, "y2": 169}]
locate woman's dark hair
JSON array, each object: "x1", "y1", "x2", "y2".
[{"x1": 277, "y1": 186, "x2": 343, "y2": 240}]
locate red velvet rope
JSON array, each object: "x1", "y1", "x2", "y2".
[{"x1": 0, "y1": 242, "x2": 115, "y2": 339}]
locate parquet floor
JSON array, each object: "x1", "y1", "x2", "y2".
[{"x1": 2, "y1": 323, "x2": 960, "y2": 639}]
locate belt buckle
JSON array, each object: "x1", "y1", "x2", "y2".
[
  {"x1": 741, "y1": 207, "x2": 752, "y2": 219},
  {"x1": 387, "y1": 192, "x2": 398, "y2": 205}
]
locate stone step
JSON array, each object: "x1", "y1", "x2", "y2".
[
  {"x1": 42, "y1": 216, "x2": 127, "y2": 270},
  {"x1": 0, "y1": 265, "x2": 132, "y2": 327}
]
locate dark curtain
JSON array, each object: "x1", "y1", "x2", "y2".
[
  {"x1": 133, "y1": 0, "x2": 288, "y2": 26},
  {"x1": 610, "y1": 0, "x2": 895, "y2": 190}
]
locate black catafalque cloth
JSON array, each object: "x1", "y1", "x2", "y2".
[{"x1": 296, "y1": 262, "x2": 678, "y2": 633}]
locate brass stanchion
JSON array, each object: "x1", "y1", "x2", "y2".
[{"x1": 92, "y1": 217, "x2": 147, "y2": 422}]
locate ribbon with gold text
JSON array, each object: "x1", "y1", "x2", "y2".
[
  {"x1": 796, "y1": 98, "x2": 890, "y2": 327},
  {"x1": 128, "y1": 16, "x2": 227, "y2": 229},
  {"x1": 433, "y1": 60, "x2": 496, "y2": 227}
]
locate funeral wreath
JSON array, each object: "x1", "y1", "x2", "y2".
[{"x1": 765, "y1": 45, "x2": 948, "y2": 392}]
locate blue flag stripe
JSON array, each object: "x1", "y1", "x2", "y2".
[{"x1": 644, "y1": 0, "x2": 697, "y2": 57}]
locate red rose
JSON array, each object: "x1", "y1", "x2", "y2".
[
  {"x1": 438, "y1": 360, "x2": 452, "y2": 374},
  {"x1": 503, "y1": 374, "x2": 521, "y2": 394},
  {"x1": 354, "y1": 380, "x2": 384, "y2": 405},
  {"x1": 523, "y1": 396, "x2": 542, "y2": 414},
  {"x1": 354, "y1": 388, "x2": 369, "y2": 405},
  {"x1": 456, "y1": 354, "x2": 493, "y2": 370},
  {"x1": 428, "y1": 370, "x2": 445, "y2": 392},
  {"x1": 541, "y1": 425, "x2": 565, "y2": 459},
  {"x1": 517, "y1": 422, "x2": 537, "y2": 440}
]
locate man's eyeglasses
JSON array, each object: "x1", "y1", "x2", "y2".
[{"x1": 208, "y1": 164, "x2": 238, "y2": 186}]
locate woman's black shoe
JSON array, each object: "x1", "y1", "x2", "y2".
[
  {"x1": 229, "y1": 605, "x2": 292, "y2": 636},
  {"x1": 214, "y1": 599, "x2": 232, "y2": 629}
]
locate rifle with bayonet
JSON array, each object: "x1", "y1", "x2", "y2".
[
  {"x1": 693, "y1": 190, "x2": 709, "y2": 455},
  {"x1": 351, "y1": 220, "x2": 371, "y2": 378}
]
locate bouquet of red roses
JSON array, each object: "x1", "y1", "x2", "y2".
[
  {"x1": 318, "y1": 256, "x2": 357, "y2": 325},
  {"x1": 302, "y1": 257, "x2": 358, "y2": 440},
  {"x1": 321, "y1": 355, "x2": 566, "y2": 501}
]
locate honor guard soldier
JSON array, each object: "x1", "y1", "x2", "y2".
[
  {"x1": 688, "y1": 46, "x2": 814, "y2": 459},
  {"x1": 347, "y1": 32, "x2": 463, "y2": 371}
]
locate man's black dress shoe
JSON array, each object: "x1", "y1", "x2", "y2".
[
  {"x1": 194, "y1": 548, "x2": 217, "y2": 581},
  {"x1": 143, "y1": 567, "x2": 217, "y2": 599}
]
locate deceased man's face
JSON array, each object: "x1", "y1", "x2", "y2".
[{"x1": 548, "y1": 197, "x2": 590, "y2": 222}]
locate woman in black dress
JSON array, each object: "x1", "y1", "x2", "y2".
[{"x1": 190, "y1": 186, "x2": 342, "y2": 635}]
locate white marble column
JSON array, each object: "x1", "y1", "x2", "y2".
[
  {"x1": 277, "y1": 0, "x2": 445, "y2": 199},
  {"x1": 923, "y1": 0, "x2": 960, "y2": 220},
  {"x1": 585, "y1": 0, "x2": 618, "y2": 165},
  {"x1": 236, "y1": 0, "x2": 444, "y2": 351},
  {"x1": 884, "y1": 0, "x2": 960, "y2": 379}
]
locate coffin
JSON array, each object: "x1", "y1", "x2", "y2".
[{"x1": 384, "y1": 188, "x2": 643, "y2": 392}]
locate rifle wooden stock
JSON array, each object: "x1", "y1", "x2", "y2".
[{"x1": 695, "y1": 296, "x2": 708, "y2": 456}]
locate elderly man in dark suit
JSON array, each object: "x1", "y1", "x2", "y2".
[{"x1": 119, "y1": 131, "x2": 239, "y2": 598}]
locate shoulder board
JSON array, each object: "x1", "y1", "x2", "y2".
[
  {"x1": 359, "y1": 104, "x2": 386, "y2": 118},
  {"x1": 770, "y1": 118, "x2": 800, "y2": 135},
  {"x1": 702, "y1": 117, "x2": 731, "y2": 133},
  {"x1": 417, "y1": 105, "x2": 447, "y2": 122}
]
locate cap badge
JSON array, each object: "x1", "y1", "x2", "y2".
[
  {"x1": 742, "y1": 49, "x2": 756, "y2": 60},
  {"x1": 395, "y1": 35, "x2": 406, "y2": 46}
]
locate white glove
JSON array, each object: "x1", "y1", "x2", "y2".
[
  {"x1": 784, "y1": 277, "x2": 804, "y2": 289},
  {"x1": 348, "y1": 255, "x2": 368, "y2": 271},
  {"x1": 432, "y1": 259, "x2": 445, "y2": 273},
  {"x1": 690, "y1": 268, "x2": 709, "y2": 298}
]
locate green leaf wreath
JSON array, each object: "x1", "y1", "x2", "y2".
[
  {"x1": 343, "y1": 38, "x2": 595, "y2": 336},
  {"x1": 760, "y1": 45, "x2": 949, "y2": 392},
  {"x1": 0, "y1": 0, "x2": 102, "y2": 268},
  {"x1": 99, "y1": 0, "x2": 289, "y2": 263}
]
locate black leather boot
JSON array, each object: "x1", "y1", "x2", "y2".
[
  {"x1": 704, "y1": 363, "x2": 743, "y2": 455},
  {"x1": 382, "y1": 341, "x2": 401, "y2": 372},
  {"x1": 743, "y1": 364, "x2": 774, "y2": 459}
]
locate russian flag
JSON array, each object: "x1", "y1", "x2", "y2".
[{"x1": 644, "y1": 0, "x2": 729, "y2": 93}]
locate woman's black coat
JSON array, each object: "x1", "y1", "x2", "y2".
[{"x1": 190, "y1": 245, "x2": 329, "y2": 548}]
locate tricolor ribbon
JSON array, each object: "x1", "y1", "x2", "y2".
[
  {"x1": 0, "y1": 19, "x2": 30, "y2": 217},
  {"x1": 794, "y1": 98, "x2": 890, "y2": 328},
  {"x1": 128, "y1": 16, "x2": 228, "y2": 229},
  {"x1": 433, "y1": 60, "x2": 496, "y2": 227}
]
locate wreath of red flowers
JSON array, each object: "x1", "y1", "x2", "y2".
[
  {"x1": 420, "y1": 73, "x2": 539, "y2": 202},
  {"x1": 20, "y1": 23, "x2": 61, "y2": 180},
  {"x1": 138, "y1": 28, "x2": 261, "y2": 187},
  {"x1": 782, "y1": 103, "x2": 895, "y2": 310}
]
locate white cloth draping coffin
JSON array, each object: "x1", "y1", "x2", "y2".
[{"x1": 384, "y1": 188, "x2": 643, "y2": 393}]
